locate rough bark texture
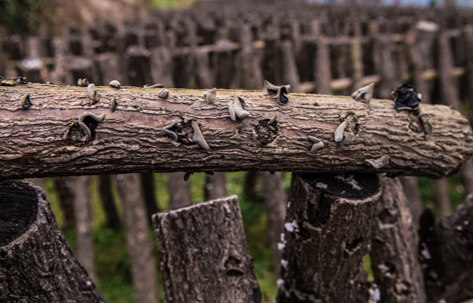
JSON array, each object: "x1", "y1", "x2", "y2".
[
  {"x1": 421, "y1": 195, "x2": 473, "y2": 303},
  {"x1": 0, "y1": 180, "x2": 105, "y2": 302},
  {"x1": 0, "y1": 84, "x2": 471, "y2": 179},
  {"x1": 276, "y1": 172, "x2": 381, "y2": 303},
  {"x1": 73, "y1": 175, "x2": 96, "y2": 283},
  {"x1": 115, "y1": 173, "x2": 159, "y2": 303},
  {"x1": 153, "y1": 195, "x2": 262, "y2": 303},
  {"x1": 167, "y1": 172, "x2": 192, "y2": 210},
  {"x1": 370, "y1": 176, "x2": 426, "y2": 303},
  {"x1": 204, "y1": 172, "x2": 227, "y2": 201},
  {"x1": 258, "y1": 171, "x2": 286, "y2": 266},
  {"x1": 98, "y1": 174, "x2": 121, "y2": 229}
]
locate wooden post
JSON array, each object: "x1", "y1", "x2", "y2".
[
  {"x1": 153, "y1": 195, "x2": 262, "y2": 303},
  {"x1": 276, "y1": 172, "x2": 381, "y2": 302},
  {"x1": 420, "y1": 194, "x2": 473, "y2": 303},
  {"x1": 98, "y1": 175, "x2": 121, "y2": 230},
  {"x1": 115, "y1": 173, "x2": 159, "y2": 303},
  {"x1": 73, "y1": 175, "x2": 96, "y2": 283},
  {"x1": 370, "y1": 177, "x2": 427, "y2": 303},
  {"x1": 0, "y1": 180, "x2": 105, "y2": 302}
]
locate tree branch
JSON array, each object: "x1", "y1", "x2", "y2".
[{"x1": 0, "y1": 83, "x2": 472, "y2": 179}]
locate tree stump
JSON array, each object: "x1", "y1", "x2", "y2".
[
  {"x1": 276, "y1": 172, "x2": 381, "y2": 302},
  {"x1": 153, "y1": 195, "x2": 262, "y2": 303},
  {"x1": 0, "y1": 180, "x2": 105, "y2": 302},
  {"x1": 370, "y1": 176, "x2": 426, "y2": 303}
]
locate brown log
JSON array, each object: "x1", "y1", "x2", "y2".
[
  {"x1": 0, "y1": 84, "x2": 472, "y2": 179},
  {"x1": 276, "y1": 172, "x2": 381, "y2": 302},
  {"x1": 421, "y1": 195, "x2": 473, "y2": 303},
  {"x1": 115, "y1": 173, "x2": 159, "y2": 303},
  {"x1": 153, "y1": 195, "x2": 262, "y2": 303},
  {"x1": 0, "y1": 180, "x2": 105, "y2": 302},
  {"x1": 370, "y1": 176, "x2": 427, "y2": 303}
]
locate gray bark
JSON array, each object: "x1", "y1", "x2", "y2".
[
  {"x1": 276, "y1": 172, "x2": 381, "y2": 302},
  {"x1": 0, "y1": 84, "x2": 472, "y2": 179},
  {"x1": 0, "y1": 180, "x2": 105, "y2": 302},
  {"x1": 370, "y1": 176, "x2": 426, "y2": 303},
  {"x1": 116, "y1": 173, "x2": 159, "y2": 303},
  {"x1": 153, "y1": 195, "x2": 262, "y2": 303}
]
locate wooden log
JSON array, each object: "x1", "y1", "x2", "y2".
[
  {"x1": 276, "y1": 172, "x2": 381, "y2": 302},
  {"x1": 73, "y1": 175, "x2": 96, "y2": 282},
  {"x1": 98, "y1": 175, "x2": 121, "y2": 229},
  {"x1": 420, "y1": 195, "x2": 473, "y2": 303},
  {"x1": 115, "y1": 173, "x2": 159, "y2": 303},
  {"x1": 52, "y1": 176, "x2": 76, "y2": 229},
  {"x1": 370, "y1": 176, "x2": 427, "y2": 303},
  {"x1": 167, "y1": 172, "x2": 191, "y2": 210},
  {"x1": 140, "y1": 172, "x2": 159, "y2": 224},
  {"x1": 0, "y1": 84, "x2": 472, "y2": 179},
  {"x1": 153, "y1": 195, "x2": 262, "y2": 303},
  {"x1": 204, "y1": 172, "x2": 227, "y2": 201},
  {"x1": 258, "y1": 171, "x2": 286, "y2": 266},
  {"x1": 0, "y1": 180, "x2": 105, "y2": 302}
]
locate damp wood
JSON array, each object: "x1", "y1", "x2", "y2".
[{"x1": 0, "y1": 83, "x2": 472, "y2": 179}]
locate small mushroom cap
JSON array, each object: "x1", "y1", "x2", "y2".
[
  {"x1": 334, "y1": 120, "x2": 348, "y2": 142},
  {"x1": 143, "y1": 84, "x2": 165, "y2": 88},
  {"x1": 158, "y1": 88, "x2": 169, "y2": 99},
  {"x1": 233, "y1": 98, "x2": 249, "y2": 119},
  {"x1": 228, "y1": 100, "x2": 236, "y2": 121},
  {"x1": 310, "y1": 141, "x2": 324, "y2": 152},
  {"x1": 351, "y1": 83, "x2": 374, "y2": 103},
  {"x1": 109, "y1": 80, "x2": 121, "y2": 88},
  {"x1": 264, "y1": 80, "x2": 290, "y2": 104},
  {"x1": 203, "y1": 88, "x2": 217, "y2": 103}
]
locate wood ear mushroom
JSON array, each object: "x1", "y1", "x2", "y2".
[
  {"x1": 264, "y1": 80, "x2": 290, "y2": 105},
  {"x1": 351, "y1": 83, "x2": 374, "y2": 103}
]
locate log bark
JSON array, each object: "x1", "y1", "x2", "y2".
[
  {"x1": 0, "y1": 84, "x2": 472, "y2": 179},
  {"x1": 421, "y1": 195, "x2": 473, "y2": 303},
  {"x1": 370, "y1": 176, "x2": 426, "y2": 303},
  {"x1": 153, "y1": 195, "x2": 262, "y2": 303},
  {"x1": 0, "y1": 180, "x2": 105, "y2": 302},
  {"x1": 276, "y1": 172, "x2": 381, "y2": 302},
  {"x1": 115, "y1": 173, "x2": 159, "y2": 303},
  {"x1": 73, "y1": 175, "x2": 96, "y2": 283}
]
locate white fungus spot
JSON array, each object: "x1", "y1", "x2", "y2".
[
  {"x1": 464, "y1": 220, "x2": 469, "y2": 225},
  {"x1": 278, "y1": 243, "x2": 286, "y2": 251},
  {"x1": 280, "y1": 233, "x2": 285, "y2": 242},
  {"x1": 281, "y1": 259, "x2": 288, "y2": 268},
  {"x1": 316, "y1": 182, "x2": 328, "y2": 189},
  {"x1": 287, "y1": 202, "x2": 291, "y2": 209},
  {"x1": 335, "y1": 174, "x2": 362, "y2": 190},
  {"x1": 277, "y1": 279, "x2": 285, "y2": 288},
  {"x1": 456, "y1": 226, "x2": 463, "y2": 231},
  {"x1": 292, "y1": 221, "x2": 299, "y2": 229},
  {"x1": 285, "y1": 223, "x2": 294, "y2": 233}
]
